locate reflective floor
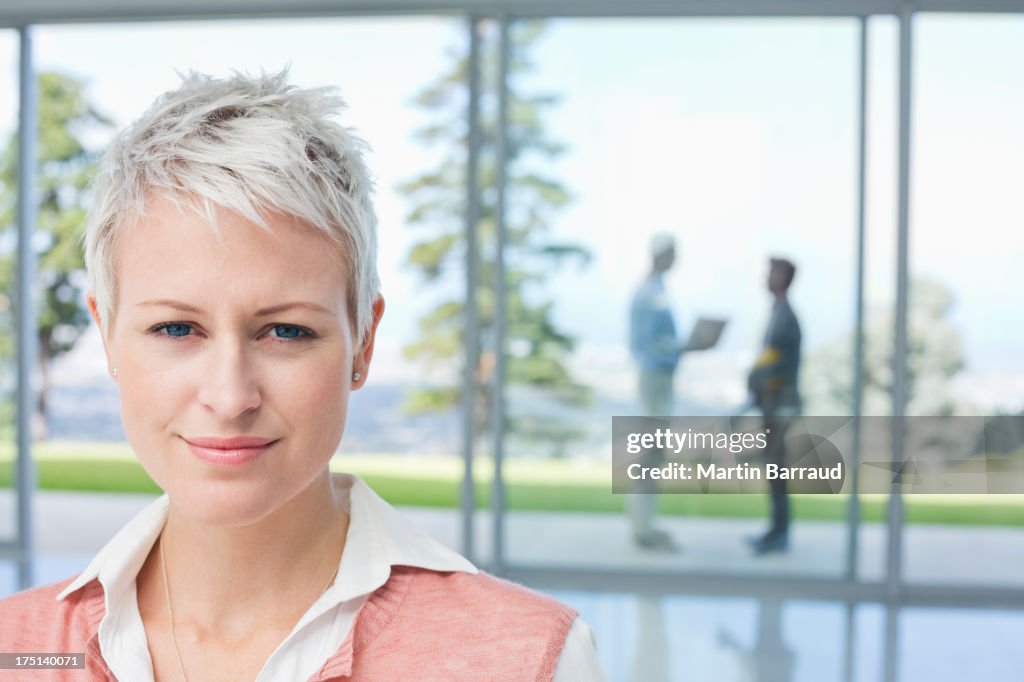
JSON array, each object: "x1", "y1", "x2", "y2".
[
  {"x1": 3, "y1": 491, "x2": 1024, "y2": 682},
  {"x1": 2, "y1": 557, "x2": 1023, "y2": 682},
  {"x1": 548, "y1": 589, "x2": 1024, "y2": 682}
]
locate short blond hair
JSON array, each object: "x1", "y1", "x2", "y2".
[{"x1": 82, "y1": 69, "x2": 380, "y2": 341}]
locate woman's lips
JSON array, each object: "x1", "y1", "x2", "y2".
[{"x1": 183, "y1": 436, "x2": 278, "y2": 466}]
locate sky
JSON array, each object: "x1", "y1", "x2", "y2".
[{"x1": 0, "y1": 13, "x2": 1020, "y2": 412}]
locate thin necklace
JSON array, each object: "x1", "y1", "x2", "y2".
[
  {"x1": 158, "y1": 533, "x2": 340, "y2": 682},
  {"x1": 159, "y1": 534, "x2": 189, "y2": 682}
]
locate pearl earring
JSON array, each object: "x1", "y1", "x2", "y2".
[
  {"x1": 112, "y1": 367, "x2": 118, "y2": 378},
  {"x1": 352, "y1": 372, "x2": 361, "y2": 382}
]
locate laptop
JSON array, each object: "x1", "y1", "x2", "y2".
[{"x1": 685, "y1": 317, "x2": 727, "y2": 351}]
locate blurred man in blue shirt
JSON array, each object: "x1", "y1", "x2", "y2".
[
  {"x1": 628, "y1": 233, "x2": 687, "y2": 549},
  {"x1": 630, "y1": 235, "x2": 685, "y2": 376}
]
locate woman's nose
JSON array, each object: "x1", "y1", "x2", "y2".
[{"x1": 196, "y1": 338, "x2": 262, "y2": 419}]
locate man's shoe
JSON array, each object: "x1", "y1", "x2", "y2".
[
  {"x1": 634, "y1": 528, "x2": 679, "y2": 551},
  {"x1": 751, "y1": 533, "x2": 789, "y2": 556}
]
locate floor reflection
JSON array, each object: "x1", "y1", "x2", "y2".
[
  {"x1": 3, "y1": 558, "x2": 1024, "y2": 681},
  {"x1": 633, "y1": 595, "x2": 671, "y2": 682},
  {"x1": 717, "y1": 597, "x2": 795, "y2": 682},
  {"x1": 548, "y1": 589, "x2": 1024, "y2": 682}
]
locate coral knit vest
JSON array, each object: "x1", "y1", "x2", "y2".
[{"x1": 0, "y1": 566, "x2": 578, "y2": 682}]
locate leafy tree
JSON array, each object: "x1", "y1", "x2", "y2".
[
  {"x1": 803, "y1": 277, "x2": 966, "y2": 416},
  {"x1": 0, "y1": 71, "x2": 113, "y2": 439},
  {"x1": 398, "y1": 20, "x2": 592, "y2": 456}
]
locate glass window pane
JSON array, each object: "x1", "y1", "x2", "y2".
[
  {"x1": 857, "y1": 14, "x2": 901, "y2": 585},
  {"x1": 501, "y1": 17, "x2": 860, "y2": 578},
  {"x1": 904, "y1": 13, "x2": 1024, "y2": 589},
  {"x1": 0, "y1": 28, "x2": 18, "y2": 585}
]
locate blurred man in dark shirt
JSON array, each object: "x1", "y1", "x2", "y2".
[{"x1": 747, "y1": 257, "x2": 802, "y2": 555}]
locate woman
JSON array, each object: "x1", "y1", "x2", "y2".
[{"x1": 0, "y1": 70, "x2": 605, "y2": 681}]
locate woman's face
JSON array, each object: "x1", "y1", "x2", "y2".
[{"x1": 90, "y1": 194, "x2": 383, "y2": 526}]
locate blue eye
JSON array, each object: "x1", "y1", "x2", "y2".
[
  {"x1": 153, "y1": 323, "x2": 193, "y2": 338},
  {"x1": 271, "y1": 325, "x2": 308, "y2": 340}
]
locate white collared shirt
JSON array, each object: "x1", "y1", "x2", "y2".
[{"x1": 56, "y1": 473, "x2": 605, "y2": 681}]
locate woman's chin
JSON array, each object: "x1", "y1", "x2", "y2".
[{"x1": 165, "y1": 480, "x2": 285, "y2": 527}]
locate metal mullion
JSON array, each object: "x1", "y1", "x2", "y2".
[
  {"x1": 489, "y1": 14, "x2": 510, "y2": 575},
  {"x1": 888, "y1": 0, "x2": 913, "y2": 604},
  {"x1": 460, "y1": 14, "x2": 483, "y2": 567},
  {"x1": 883, "y1": 3, "x2": 914, "y2": 681},
  {"x1": 15, "y1": 24, "x2": 38, "y2": 592},
  {"x1": 6, "y1": 1, "x2": 1024, "y2": 29},
  {"x1": 845, "y1": 14, "x2": 869, "y2": 583}
]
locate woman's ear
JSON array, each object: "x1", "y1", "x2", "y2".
[
  {"x1": 351, "y1": 295, "x2": 385, "y2": 390},
  {"x1": 87, "y1": 293, "x2": 115, "y2": 374}
]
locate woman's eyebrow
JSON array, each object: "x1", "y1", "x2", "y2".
[
  {"x1": 135, "y1": 299, "x2": 202, "y2": 313},
  {"x1": 254, "y1": 302, "x2": 336, "y2": 317},
  {"x1": 136, "y1": 299, "x2": 335, "y2": 316}
]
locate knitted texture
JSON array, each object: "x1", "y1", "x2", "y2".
[
  {"x1": 0, "y1": 577, "x2": 113, "y2": 680},
  {"x1": 0, "y1": 566, "x2": 576, "y2": 682}
]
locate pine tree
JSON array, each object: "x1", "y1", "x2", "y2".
[
  {"x1": 398, "y1": 20, "x2": 592, "y2": 457},
  {"x1": 0, "y1": 71, "x2": 113, "y2": 439}
]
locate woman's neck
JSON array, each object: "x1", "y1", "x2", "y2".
[{"x1": 139, "y1": 469, "x2": 349, "y2": 642}]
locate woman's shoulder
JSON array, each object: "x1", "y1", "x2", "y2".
[
  {"x1": 388, "y1": 565, "x2": 577, "y2": 626},
  {"x1": 351, "y1": 567, "x2": 579, "y2": 679},
  {"x1": 0, "y1": 575, "x2": 75, "y2": 613},
  {"x1": 0, "y1": 576, "x2": 101, "y2": 649}
]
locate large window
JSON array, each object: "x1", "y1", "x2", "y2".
[
  {"x1": 0, "y1": 5, "x2": 1021, "y2": 607},
  {"x1": 902, "y1": 13, "x2": 1024, "y2": 588},
  {"x1": 500, "y1": 17, "x2": 861, "y2": 577}
]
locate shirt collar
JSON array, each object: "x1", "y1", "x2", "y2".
[{"x1": 56, "y1": 472, "x2": 477, "y2": 603}]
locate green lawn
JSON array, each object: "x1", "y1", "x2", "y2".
[{"x1": 2, "y1": 441, "x2": 1023, "y2": 527}]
